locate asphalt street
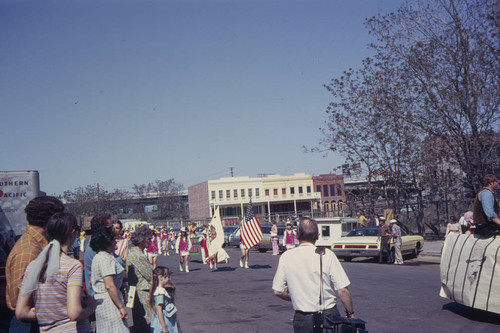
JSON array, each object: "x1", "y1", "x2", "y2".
[
  {"x1": 1, "y1": 242, "x2": 498, "y2": 333},
  {"x1": 161, "y1": 245, "x2": 499, "y2": 333}
]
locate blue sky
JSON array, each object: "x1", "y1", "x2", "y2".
[{"x1": 1, "y1": 0, "x2": 404, "y2": 196}]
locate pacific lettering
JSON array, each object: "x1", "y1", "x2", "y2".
[{"x1": 2, "y1": 192, "x2": 27, "y2": 198}]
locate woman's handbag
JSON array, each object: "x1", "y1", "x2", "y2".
[
  {"x1": 163, "y1": 301, "x2": 178, "y2": 318},
  {"x1": 317, "y1": 247, "x2": 368, "y2": 333}
]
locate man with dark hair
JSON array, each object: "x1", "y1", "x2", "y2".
[
  {"x1": 6, "y1": 196, "x2": 65, "y2": 332},
  {"x1": 84, "y1": 213, "x2": 112, "y2": 296},
  {"x1": 473, "y1": 174, "x2": 500, "y2": 236},
  {"x1": 272, "y1": 218, "x2": 354, "y2": 332}
]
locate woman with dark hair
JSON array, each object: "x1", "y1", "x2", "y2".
[
  {"x1": 90, "y1": 226, "x2": 129, "y2": 332},
  {"x1": 16, "y1": 212, "x2": 98, "y2": 332},
  {"x1": 126, "y1": 225, "x2": 154, "y2": 333}
]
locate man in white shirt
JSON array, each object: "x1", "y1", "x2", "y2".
[{"x1": 272, "y1": 218, "x2": 354, "y2": 332}]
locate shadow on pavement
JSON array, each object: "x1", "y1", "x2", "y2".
[
  {"x1": 442, "y1": 302, "x2": 500, "y2": 324},
  {"x1": 248, "y1": 264, "x2": 272, "y2": 269},
  {"x1": 212, "y1": 267, "x2": 236, "y2": 272}
]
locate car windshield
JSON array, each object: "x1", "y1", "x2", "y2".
[
  {"x1": 223, "y1": 226, "x2": 238, "y2": 233},
  {"x1": 346, "y1": 228, "x2": 379, "y2": 237}
]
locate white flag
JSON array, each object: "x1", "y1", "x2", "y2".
[{"x1": 208, "y1": 207, "x2": 224, "y2": 256}]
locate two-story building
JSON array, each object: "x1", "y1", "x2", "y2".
[{"x1": 188, "y1": 173, "x2": 323, "y2": 224}]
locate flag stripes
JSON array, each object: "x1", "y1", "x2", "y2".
[{"x1": 240, "y1": 201, "x2": 263, "y2": 248}]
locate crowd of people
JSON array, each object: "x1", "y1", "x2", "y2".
[{"x1": 5, "y1": 197, "x2": 182, "y2": 333}]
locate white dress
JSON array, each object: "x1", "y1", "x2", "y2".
[{"x1": 91, "y1": 251, "x2": 129, "y2": 332}]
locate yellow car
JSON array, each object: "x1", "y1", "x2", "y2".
[{"x1": 331, "y1": 227, "x2": 424, "y2": 262}]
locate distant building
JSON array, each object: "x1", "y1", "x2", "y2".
[
  {"x1": 312, "y1": 174, "x2": 346, "y2": 216},
  {"x1": 188, "y1": 173, "x2": 323, "y2": 224}
]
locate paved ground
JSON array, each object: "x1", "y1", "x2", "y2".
[
  {"x1": 159, "y1": 245, "x2": 499, "y2": 333},
  {"x1": 1, "y1": 240, "x2": 498, "y2": 333}
]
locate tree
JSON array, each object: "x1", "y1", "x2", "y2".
[
  {"x1": 62, "y1": 184, "x2": 132, "y2": 217},
  {"x1": 321, "y1": 54, "x2": 426, "y2": 232},
  {"x1": 366, "y1": 0, "x2": 500, "y2": 194},
  {"x1": 132, "y1": 179, "x2": 185, "y2": 220}
]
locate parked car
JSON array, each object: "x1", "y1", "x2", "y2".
[
  {"x1": 331, "y1": 227, "x2": 424, "y2": 262},
  {"x1": 228, "y1": 228, "x2": 240, "y2": 247},
  {"x1": 223, "y1": 226, "x2": 239, "y2": 247},
  {"x1": 254, "y1": 225, "x2": 298, "y2": 253}
]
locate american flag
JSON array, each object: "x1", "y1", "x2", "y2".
[{"x1": 240, "y1": 200, "x2": 263, "y2": 248}]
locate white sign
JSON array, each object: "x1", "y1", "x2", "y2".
[{"x1": 0, "y1": 171, "x2": 40, "y2": 236}]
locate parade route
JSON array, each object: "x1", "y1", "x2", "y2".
[{"x1": 160, "y1": 245, "x2": 499, "y2": 333}]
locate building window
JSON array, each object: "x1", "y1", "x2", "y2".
[
  {"x1": 241, "y1": 189, "x2": 245, "y2": 198},
  {"x1": 211, "y1": 191, "x2": 216, "y2": 200},
  {"x1": 307, "y1": 186, "x2": 311, "y2": 193},
  {"x1": 273, "y1": 188, "x2": 278, "y2": 195},
  {"x1": 298, "y1": 186, "x2": 303, "y2": 194},
  {"x1": 323, "y1": 185, "x2": 329, "y2": 197},
  {"x1": 226, "y1": 190, "x2": 230, "y2": 199},
  {"x1": 248, "y1": 188, "x2": 253, "y2": 198},
  {"x1": 316, "y1": 185, "x2": 321, "y2": 193},
  {"x1": 282, "y1": 188, "x2": 286, "y2": 195},
  {"x1": 337, "y1": 184, "x2": 342, "y2": 196},
  {"x1": 219, "y1": 190, "x2": 223, "y2": 199},
  {"x1": 265, "y1": 189, "x2": 269, "y2": 196},
  {"x1": 255, "y1": 188, "x2": 260, "y2": 197},
  {"x1": 290, "y1": 187, "x2": 295, "y2": 194},
  {"x1": 330, "y1": 184, "x2": 335, "y2": 197},
  {"x1": 234, "y1": 189, "x2": 238, "y2": 198}
]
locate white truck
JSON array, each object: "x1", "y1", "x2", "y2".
[
  {"x1": 0, "y1": 170, "x2": 43, "y2": 236},
  {"x1": 315, "y1": 217, "x2": 359, "y2": 247}
]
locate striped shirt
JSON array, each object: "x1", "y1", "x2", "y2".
[{"x1": 21, "y1": 254, "x2": 83, "y2": 333}]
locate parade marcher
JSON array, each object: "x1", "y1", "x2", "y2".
[
  {"x1": 199, "y1": 229, "x2": 209, "y2": 265},
  {"x1": 161, "y1": 227, "x2": 169, "y2": 256},
  {"x1": 16, "y1": 212, "x2": 97, "y2": 333},
  {"x1": 175, "y1": 227, "x2": 192, "y2": 272},
  {"x1": 283, "y1": 221, "x2": 296, "y2": 250},
  {"x1": 237, "y1": 228, "x2": 250, "y2": 269},
  {"x1": 272, "y1": 218, "x2": 355, "y2": 332},
  {"x1": 270, "y1": 220, "x2": 280, "y2": 255},
  {"x1": 390, "y1": 219, "x2": 403, "y2": 265},
  {"x1": 473, "y1": 174, "x2": 500, "y2": 237},
  {"x1": 146, "y1": 227, "x2": 160, "y2": 268},
  {"x1": 377, "y1": 217, "x2": 393, "y2": 264},
  {"x1": 168, "y1": 227, "x2": 176, "y2": 251},
  {"x1": 6, "y1": 196, "x2": 65, "y2": 333},
  {"x1": 189, "y1": 222, "x2": 197, "y2": 238},
  {"x1": 445, "y1": 216, "x2": 462, "y2": 238},
  {"x1": 126, "y1": 225, "x2": 154, "y2": 333},
  {"x1": 149, "y1": 266, "x2": 181, "y2": 333},
  {"x1": 90, "y1": 226, "x2": 129, "y2": 332}
]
